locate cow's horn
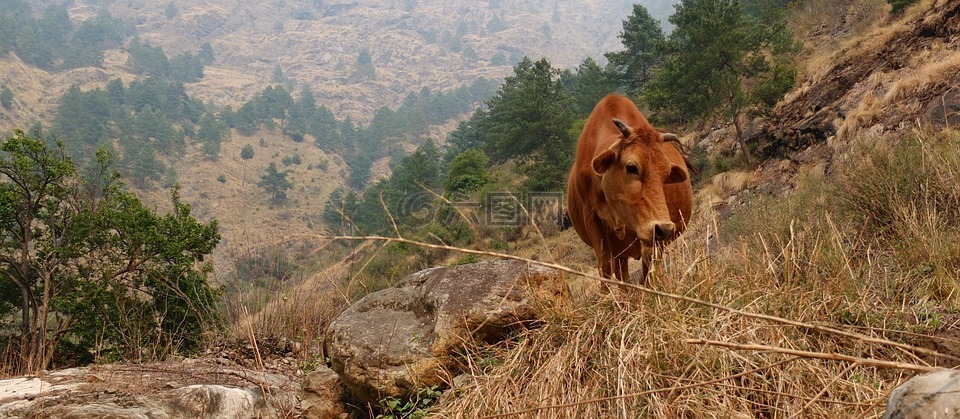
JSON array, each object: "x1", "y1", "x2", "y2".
[
  {"x1": 612, "y1": 119, "x2": 632, "y2": 138},
  {"x1": 661, "y1": 132, "x2": 679, "y2": 142}
]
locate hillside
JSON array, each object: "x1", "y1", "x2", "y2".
[
  {"x1": 1, "y1": 0, "x2": 960, "y2": 416},
  {"x1": 68, "y1": 0, "x2": 679, "y2": 119},
  {"x1": 0, "y1": 0, "x2": 680, "y2": 273},
  {"x1": 748, "y1": 0, "x2": 960, "y2": 187}
]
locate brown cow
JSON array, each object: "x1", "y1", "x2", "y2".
[{"x1": 567, "y1": 94, "x2": 693, "y2": 285}]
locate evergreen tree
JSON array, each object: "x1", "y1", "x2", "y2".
[
  {"x1": 0, "y1": 87, "x2": 12, "y2": 110},
  {"x1": 482, "y1": 57, "x2": 575, "y2": 163},
  {"x1": 353, "y1": 48, "x2": 376, "y2": 80},
  {"x1": 645, "y1": 0, "x2": 798, "y2": 160},
  {"x1": 240, "y1": 144, "x2": 255, "y2": 160},
  {"x1": 165, "y1": 2, "x2": 178, "y2": 19},
  {"x1": 444, "y1": 148, "x2": 491, "y2": 195},
  {"x1": 271, "y1": 65, "x2": 287, "y2": 84},
  {"x1": 120, "y1": 133, "x2": 165, "y2": 187},
  {"x1": 311, "y1": 106, "x2": 341, "y2": 152},
  {"x1": 196, "y1": 111, "x2": 226, "y2": 158},
  {"x1": 234, "y1": 102, "x2": 260, "y2": 136},
  {"x1": 346, "y1": 153, "x2": 372, "y2": 190},
  {"x1": 565, "y1": 58, "x2": 619, "y2": 117},
  {"x1": 605, "y1": 4, "x2": 666, "y2": 96},
  {"x1": 126, "y1": 39, "x2": 171, "y2": 77},
  {"x1": 105, "y1": 78, "x2": 125, "y2": 107},
  {"x1": 323, "y1": 187, "x2": 359, "y2": 234},
  {"x1": 257, "y1": 162, "x2": 292, "y2": 204},
  {"x1": 286, "y1": 86, "x2": 316, "y2": 138},
  {"x1": 54, "y1": 85, "x2": 113, "y2": 157},
  {"x1": 169, "y1": 52, "x2": 204, "y2": 83},
  {"x1": 446, "y1": 110, "x2": 488, "y2": 160},
  {"x1": 198, "y1": 42, "x2": 215, "y2": 64},
  {"x1": 260, "y1": 86, "x2": 294, "y2": 129}
]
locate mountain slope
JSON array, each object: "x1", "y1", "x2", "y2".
[
  {"x1": 755, "y1": 0, "x2": 960, "y2": 159},
  {"x1": 95, "y1": 0, "x2": 679, "y2": 119}
]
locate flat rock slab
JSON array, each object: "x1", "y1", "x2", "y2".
[{"x1": 0, "y1": 358, "x2": 299, "y2": 419}]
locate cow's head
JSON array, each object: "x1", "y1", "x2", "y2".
[{"x1": 591, "y1": 118, "x2": 688, "y2": 246}]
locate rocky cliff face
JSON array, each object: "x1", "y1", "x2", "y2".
[{"x1": 754, "y1": 0, "x2": 960, "y2": 160}]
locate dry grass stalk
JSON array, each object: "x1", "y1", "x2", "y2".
[{"x1": 685, "y1": 339, "x2": 941, "y2": 373}]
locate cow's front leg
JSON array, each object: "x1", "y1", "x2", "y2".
[
  {"x1": 637, "y1": 253, "x2": 652, "y2": 287},
  {"x1": 614, "y1": 257, "x2": 630, "y2": 283}
]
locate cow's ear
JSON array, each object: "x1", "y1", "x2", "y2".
[
  {"x1": 592, "y1": 149, "x2": 617, "y2": 175},
  {"x1": 665, "y1": 164, "x2": 688, "y2": 184}
]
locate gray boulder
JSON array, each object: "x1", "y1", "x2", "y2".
[
  {"x1": 884, "y1": 369, "x2": 960, "y2": 419},
  {"x1": 325, "y1": 259, "x2": 568, "y2": 403},
  {"x1": 301, "y1": 365, "x2": 349, "y2": 419}
]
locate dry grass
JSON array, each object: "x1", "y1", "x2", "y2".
[
  {"x1": 427, "y1": 222, "x2": 916, "y2": 417},
  {"x1": 790, "y1": 0, "x2": 893, "y2": 82},
  {"x1": 696, "y1": 171, "x2": 756, "y2": 215},
  {"x1": 836, "y1": 45, "x2": 960, "y2": 141},
  {"x1": 419, "y1": 130, "x2": 960, "y2": 418}
]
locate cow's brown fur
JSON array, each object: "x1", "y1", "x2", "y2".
[{"x1": 567, "y1": 94, "x2": 693, "y2": 285}]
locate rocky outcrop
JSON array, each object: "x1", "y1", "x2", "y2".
[
  {"x1": 326, "y1": 259, "x2": 569, "y2": 403},
  {"x1": 754, "y1": 0, "x2": 960, "y2": 159},
  {"x1": 884, "y1": 369, "x2": 960, "y2": 419},
  {"x1": 0, "y1": 359, "x2": 299, "y2": 419}
]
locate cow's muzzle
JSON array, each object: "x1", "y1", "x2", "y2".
[{"x1": 652, "y1": 221, "x2": 676, "y2": 243}]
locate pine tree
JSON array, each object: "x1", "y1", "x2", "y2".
[
  {"x1": 240, "y1": 144, "x2": 255, "y2": 160},
  {"x1": 605, "y1": 4, "x2": 666, "y2": 96},
  {"x1": 565, "y1": 58, "x2": 619, "y2": 117},
  {"x1": 480, "y1": 57, "x2": 575, "y2": 190},
  {"x1": 645, "y1": 0, "x2": 797, "y2": 160},
  {"x1": 444, "y1": 148, "x2": 491, "y2": 195},
  {"x1": 257, "y1": 162, "x2": 292, "y2": 204},
  {"x1": 0, "y1": 87, "x2": 13, "y2": 110}
]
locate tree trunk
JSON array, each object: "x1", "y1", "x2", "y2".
[
  {"x1": 38, "y1": 270, "x2": 51, "y2": 371},
  {"x1": 733, "y1": 111, "x2": 753, "y2": 162}
]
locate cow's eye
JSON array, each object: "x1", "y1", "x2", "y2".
[{"x1": 625, "y1": 164, "x2": 639, "y2": 175}]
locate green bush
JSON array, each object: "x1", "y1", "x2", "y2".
[
  {"x1": 375, "y1": 386, "x2": 443, "y2": 419},
  {"x1": 887, "y1": 0, "x2": 918, "y2": 13}
]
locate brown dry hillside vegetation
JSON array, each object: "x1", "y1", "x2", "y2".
[{"x1": 84, "y1": 0, "x2": 654, "y2": 120}]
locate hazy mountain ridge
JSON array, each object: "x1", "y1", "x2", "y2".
[{"x1": 96, "y1": 0, "x2": 679, "y2": 120}]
